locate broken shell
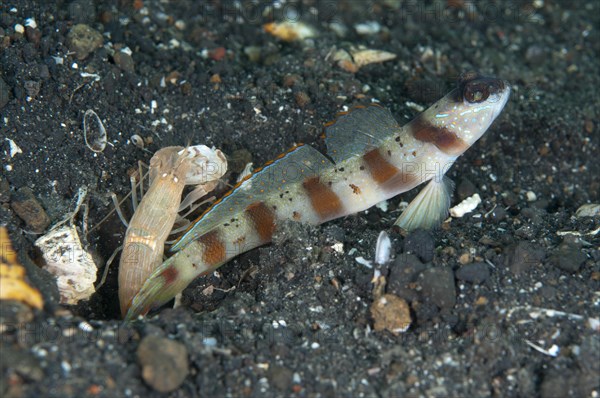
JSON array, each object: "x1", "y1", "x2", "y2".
[
  {"x1": 332, "y1": 46, "x2": 396, "y2": 73},
  {"x1": 263, "y1": 21, "x2": 317, "y2": 42},
  {"x1": 35, "y1": 225, "x2": 98, "y2": 305},
  {"x1": 450, "y1": 193, "x2": 481, "y2": 218},
  {"x1": 351, "y1": 48, "x2": 396, "y2": 68},
  {"x1": 131, "y1": 134, "x2": 144, "y2": 149},
  {"x1": 83, "y1": 109, "x2": 107, "y2": 153}
]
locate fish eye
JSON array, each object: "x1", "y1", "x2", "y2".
[{"x1": 463, "y1": 81, "x2": 491, "y2": 103}]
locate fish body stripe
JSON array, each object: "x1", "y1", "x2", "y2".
[
  {"x1": 411, "y1": 115, "x2": 469, "y2": 156},
  {"x1": 197, "y1": 230, "x2": 226, "y2": 266},
  {"x1": 302, "y1": 176, "x2": 344, "y2": 221},
  {"x1": 245, "y1": 201, "x2": 277, "y2": 242},
  {"x1": 363, "y1": 148, "x2": 400, "y2": 186}
]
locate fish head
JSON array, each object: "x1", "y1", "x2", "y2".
[
  {"x1": 447, "y1": 71, "x2": 511, "y2": 147},
  {"x1": 411, "y1": 72, "x2": 511, "y2": 157}
]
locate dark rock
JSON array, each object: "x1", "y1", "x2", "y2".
[
  {"x1": 549, "y1": 240, "x2": 587, "y2": 273},
  {"x1": 0, "y1": 176, "x2": 9, "y2": 202},
  {"x1": 388, "y1": 253, "x2": 426, "y2": 301},
  {"x1": 0, "y1": 76, "x2": 10, "y2": 109},
  {"x1": 419, "y1": 267, "x2": 456, "y2": 309},
  {"x1": 504, "y1": 242, "x2": 546, "y2": 275},
  {"x1": 268, "y1": 365, "x2": 293, "y2": 391},
  {"x1": 0, "y1": 345, "x2": 44, "y2": 382},
  {"x1": 10, "y1": 187, "x2": 50, "y2": 233},
  {"x1": 457, "y1": 178, "x2": 476, "y2": 200},
  {"x1": 113, "y1": 50, "x2": 135, "y2": 73},
  {"x1": 23, "y1": 80, "x2": 41, "y2": 98},
  {"x1": 137, "y1": 335, "x2": 189, "y2": 393},
  {"x1": 403, "y1": 229, "x2": 435, "y2": 263},
  {"x1": 66, "y1": 24, "x2": 103, "y2": 60},
  {"x1": 525, "y1": 45, "x2": 546, "y2": 66},
  {"x1": 25, "y1": 26, "x2": 41, "y2": 46},
  {"x1": 455, "y1": 262, "x2": 490, "y2": 284},
  {"x1": 502, "y1": 192, "x2": 518, "y2": 207},
  {"x1": 488, "y1": 205, "x2": 507, "y2": 222}
]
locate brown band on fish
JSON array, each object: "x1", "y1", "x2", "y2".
[
  {"x1": 245, "y1": 201, "x2": 276, "y2": 242},
  {"x1": 159, "y1": 265, "x2": 179, "y2": 285},
  {"x1": 410, "y1": 115, "x2": 468, "y2": 156},
  {"x1": 197, "y1": 230, "x2": 226, "y2": 266},
  {"x1": 363, "y1": 148, "x2": 400, "y2": 186},
  {"x1": 302, "y1": 176, "x2": 344, "y2": 221}
]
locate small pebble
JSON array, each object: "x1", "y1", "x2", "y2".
[
  {"x1": 549, "y1": 240, "x2": 586, "y2": 273},
  {"x1": 455, "y1": 262, "x2": 490, "y2": 284},
  {"x1": 10, "y1": 187, "x2": 50, "y2": 232},
  {"x1": 457, "y1": 178, "x2": 476, "y2": 200},
  {"x1": 113, "y1": 50, "x2": 135, "y2": 72},
  {"x1": 0, "y1": 76, "x2": 10, "y2": 108},
  {"x1": 403, "y1": 229, "x2": 435, "y2": 263},
  {"x1": 488, "y1": 206, "x2": 507, "y2": 222},
  {"x1": 137, "y1": 336, "x2": 189, "y2": 393},
  {"x1": 66, "y1": 24, "x2": 103, "y2": 60},
  {"x1": 419, "y1": 267, "x2": 456, "y2": 309},
  {"x1": 268, "y1": 365, "x2": 293, "y2": 391},
  {"x1": 504, "y1": 242, "x2": 546, "y2": 275},
  {"x1": 371, "y1": 294, "x2": 412, "y2": 334}
]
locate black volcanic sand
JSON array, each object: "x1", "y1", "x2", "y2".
[{"x1": 1, "y1": 1, "x2": 599, "y2": 397}]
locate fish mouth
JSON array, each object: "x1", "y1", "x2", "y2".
[{"x1": 490, "y1": 81, "x2": 511, "y2": 120}]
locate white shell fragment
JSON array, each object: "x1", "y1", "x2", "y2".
[
  {"x1": 83, "y1": 109, "x2": 107, "y2": 153},
  {"x1": 263, "y1": 21, "x2": 317, "y2": 42},
  {"x1": 450, "y1": 193, "x2": 482, "y2": 218},
  {"x1": 575, "y1": 203, "x2": 600, "y2": 218},
  {"x1": 35, "y1": 225, "x2": 98, "y2": 305},
  {"x1": 5, "y1": 138, "x2": 23, "y2": 158},
  {"x1": 332, "y1": 46, "x2": 396, "y2": 73},
  {"x1": 375, "y1": 231, "x2": 392, "y2": 265},
  {"x1": 354, "y1": 21, "x2": 381, "y2": 35},
  {"x1": 130, "y1": 134, "x2": 144, "y2": 149}
]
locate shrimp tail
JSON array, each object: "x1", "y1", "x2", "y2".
[{"x1": 124, "y1": 254, "x2": 214, "y2": 321}]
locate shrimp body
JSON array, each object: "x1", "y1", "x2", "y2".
[{"x1": 118, "y1": 146, "x2": 226, "y2": 317}]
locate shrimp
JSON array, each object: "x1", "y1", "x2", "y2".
[{"x1": 118, "y1": 145, "x2": 226, "y2": 317}]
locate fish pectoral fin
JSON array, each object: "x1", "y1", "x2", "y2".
[{"x1": 394, "y1": 176, "x2": 454, "y2": 231}]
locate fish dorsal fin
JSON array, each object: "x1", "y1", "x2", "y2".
[
  {"x1": 323, "y1": 103, "x2": 401, "y2": 164},
  {"x1": 171, "y1": 144, "x2": 333, "y2": 252}
]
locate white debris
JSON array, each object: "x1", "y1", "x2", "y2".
[
  {"x1": 263, "y1": 21, "x2": 317, "y2": 42},
  {"x1": 375, "y1": 200, "x2": 388, "y2": 212},
  {"x1": 80, "y1": 72, "x2": 101, "y2": 81},
  {"x1": 355, "y1": 256, "x2": 373, "y2": 268},
  {"x1": 450, "y1": 193, "x2": 481, "y2": 218},
  {"x1": 354, "y1": 21, "x2": 381, "y2": 35},
  {"x1": 36, "y1": 225, "x2": 98, "y2": 305},
  {"x1": 526, "y1": 191, "x2": 537, "y2": 201},
  {"x1": 5, "y1": 138, "x2": 23, "y2": 158},
  {"x1": 575, "y1": 203, "x2": 600, "y2": 218},
  {"x1": 331, "y1": 242, "x2": 344, "y2": 254},
  {"x1": 524, "y1": 340, "x2": 560, "y2": 357},
  {"x1": 14, "y1": 24, "x2": 24, "y2": 34},
  {"x1": 35, "y1": 188, "x2": 98, "y2": 305},
  {"x1": 24, "y1": 18, "x2": 37, "y2": 28},
  {"x1": 83, "y1": 109, "x2": 107, "y2": 153},
  {"x1": 374, "y1": 231, "x2": 392, "y2": 265}
]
